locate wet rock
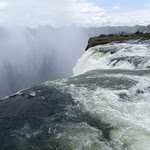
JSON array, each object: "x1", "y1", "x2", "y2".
[{"x1": 110, "y1": 56, "x2": 147, "y2": 67}]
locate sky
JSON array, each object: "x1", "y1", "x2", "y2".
[{"x1": 0, "y1": 0, "x2": 150, "y2": 27}]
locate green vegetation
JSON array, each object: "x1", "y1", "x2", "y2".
[{"x1": 86, "y1": 31, "x2": 150, "y2": 50}]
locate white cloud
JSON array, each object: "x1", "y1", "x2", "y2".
[
  {"x1": 0, "y1": 0, "x2": 149, "y2": 27},
  {"x1": 0, "y1": 2, "x2": 8, "y2": 10},
  {"x1": 112, "y1": 6, "x2": 120, "y2": 10},
  {"x1": 0, "y1": 0, "x2": 107, "y2": 27},
  {"x1": 106, "y1": 9, "x2": 150, "y2": 26},
  {"x1": 68, "y1": 2, "x2": 106, "y2": 26}
]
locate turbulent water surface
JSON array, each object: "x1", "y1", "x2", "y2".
[{"x1": 1, "y1": 42, "x2": 150, "y2": 150}]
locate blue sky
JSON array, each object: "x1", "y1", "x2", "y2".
[
  {"x1": 0, "y1": 0, "x2": 150, "y2": 27},
  {"x1": 88, "y1": 0, "x2": 150, "y2": 11}
]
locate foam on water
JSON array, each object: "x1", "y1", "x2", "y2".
[
  {"x1": 46, "y1": 70, "x2": 150, "y2": 149},
  {"x1": 73, "y1": 43, "x2": 150, "y2": 76}
]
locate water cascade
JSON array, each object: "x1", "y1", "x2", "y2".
[{"x1": 1, "y1": 42, "x2": 150, "y2": 150}]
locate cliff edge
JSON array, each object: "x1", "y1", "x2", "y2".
[{"x1": 86, "y1": 31, "x2": 150, "y2": 50}]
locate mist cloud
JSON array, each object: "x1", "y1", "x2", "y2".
[{"x1": 0, "y1": 25, "x2": 89, "y2": 98}]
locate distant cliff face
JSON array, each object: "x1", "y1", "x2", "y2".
[{"x1": 86, "y1": 31, "x2": 150, "y2": 50}]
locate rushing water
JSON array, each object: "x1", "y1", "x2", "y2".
[{"x1": 1, "y1": 42, "x2": 150, "y2": 150}]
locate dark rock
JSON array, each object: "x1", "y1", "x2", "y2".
[
  {"x1": 110, "y1": 56, "x2": 147, "y2": 67},
  {"x1": 99, "y1": 34, "x2": 106, "y2": 37},
  {"x1": 108, "y1": 34, "x2": 113, "y2": 37}
]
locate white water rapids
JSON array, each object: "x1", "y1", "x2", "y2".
[
  {"x1": 45, "y1": 43, "x2": 150, "y2": 150},
  {"x1": 73, "y1": 43, "x2": 150, "y2": 75}
]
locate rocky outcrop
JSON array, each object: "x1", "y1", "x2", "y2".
[{"x1": 86, "y1": 31, "x2": 150, "y2": 50}]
